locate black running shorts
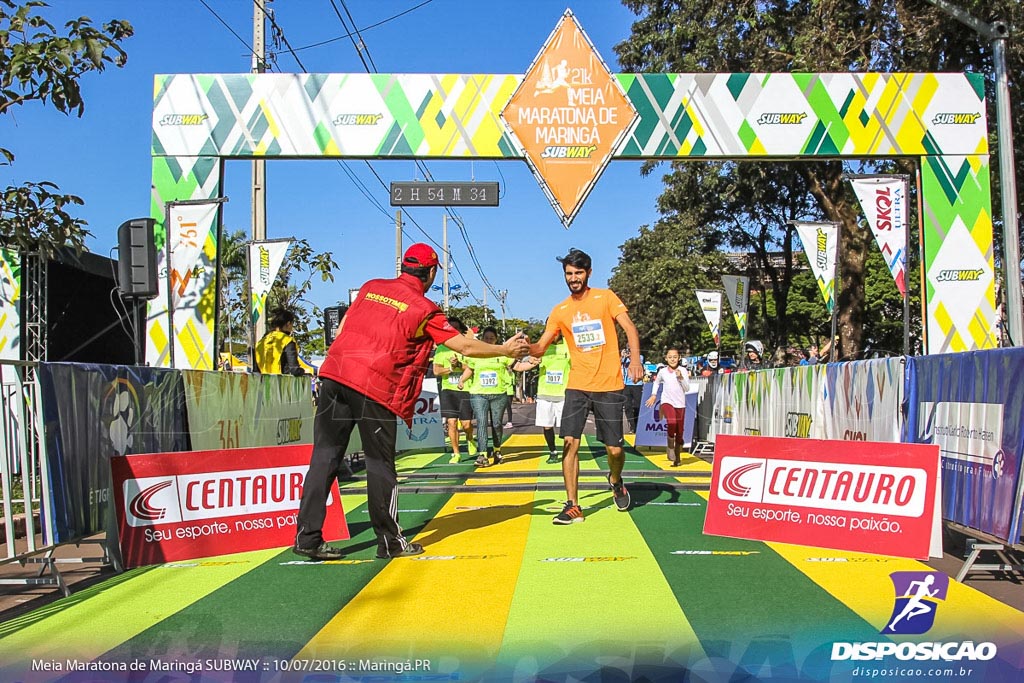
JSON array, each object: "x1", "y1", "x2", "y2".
[
  {"x1": 559, "y1": 388, "x2": 625, "y2": 446},
  {"x1": 439, "y1": 388, "x2": 473, "y2": 421}
]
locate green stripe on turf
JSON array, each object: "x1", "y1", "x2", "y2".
[
  {"x1": 627, "y1": 488, "x2": 880, "y2": 679},
  {"x1": 495, "y1": 476, "x2": 702, "y2": 678},
  {"x1": 96, "y1": 491, "x2": 451, "y2": 661},
  {"x1": 0, "y1": 549, "x2": 278, "y2": 670}
]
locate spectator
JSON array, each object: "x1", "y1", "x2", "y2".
[
  {"x1": 254, "y1": 309, "x2": 306, "y2": 376},
  {"x1": 701, "y1": 350, "x2": 725, "y2": 376},
  {"x1": 738, "y1": 340, "x2": 766, "y2": 371}
]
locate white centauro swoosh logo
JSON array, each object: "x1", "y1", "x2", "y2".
[
  {"x1": 722, "y1": 462, "x2": 763, "y2": 497},
  {"x1": 129, "y1": 480, "x2": 173, "y2": 521}
]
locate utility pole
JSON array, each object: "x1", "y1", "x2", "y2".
[
  {"x1": 442, "y1": 215, "x2": 450, "y2": 312},
  {"x1": 251, "y1": 0, "x2": 269, "y2": 346},
  {"x1": 499, "y1": 289, "x2": 508, "y2": 336},
  {"x1": 926, "y1": 0, "x2": 1021, "y2": 346},
  {"x1": 395, "y1": 210, "x2": 403, "y2": 276}
]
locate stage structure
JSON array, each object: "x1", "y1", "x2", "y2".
[{"x1": 148, "y1": 10, "x2": 996, "y2": 369}]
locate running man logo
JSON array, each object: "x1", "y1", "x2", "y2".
[
  {"x1": 936, "y1": 268, "x2": 985, "y2": 282},
  {"x1": 785, "y1": 412, "x2": 813, "y2": 438},
  {"x1": 881, "y1": 571, "x2": 948, "y2": 634},
  {"x1": 756, "y1": 112, "x2": 807, "y2": 125},
  {"x1": 159, "y1": 114, "x2": 209, "y2": 126},
  {"x1": 931, "y1": 113, "x2": 981, "y2": 125},
  {"x1": 332, "y1": 113, "x2": 383, "y2": 126},
  {"x1": 540, "y1": 145, "x2": 597, "y2": 159}
]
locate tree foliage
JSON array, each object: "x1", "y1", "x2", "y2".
[
  {"x1": 0, "y1": 0, "x2": 132, "y2": 255},
  {"x1": 614, "y1": 0, "x2": 1022, "y2": 357}
]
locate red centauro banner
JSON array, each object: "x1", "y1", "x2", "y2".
[
  {"x1": 111, "y1": 445, "x2": 349, "y2": 568},
  {"x1": 705, "y1": 435, "x2": 940, "y2": 560}
]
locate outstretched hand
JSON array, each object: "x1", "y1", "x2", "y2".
[{"x1": 503, "y1": 331, "x2": 531, "y2": 359}]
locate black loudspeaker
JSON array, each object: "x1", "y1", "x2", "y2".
[
  {"x1": 116, "y1": 218, "x2": 158, "y2": 299},
  {"x1": 324, "y1": 305, "x2": 347, "y2": 347}
]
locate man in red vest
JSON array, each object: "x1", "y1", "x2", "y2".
[{"x1": 294, "y1": 243, "x2": 529, "y2": 560}]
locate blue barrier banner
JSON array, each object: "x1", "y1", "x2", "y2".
[
  {"x1": 904, "y1": 350, "x2": 1024, "y2": 543},
  {"x1": 38, "y1": 363, "x2": 189, "y2": 543},
  {"x1": 635, "y1": 383, "x2": 697, "y2": 448}
]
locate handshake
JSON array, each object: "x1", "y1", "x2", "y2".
[{"x1": 503, "y1": 331, "x2": 531, "y2": 359}]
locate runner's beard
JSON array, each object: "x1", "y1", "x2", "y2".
[{"x1": 567, "y1": 274, "x2": 589, "y2": 293}]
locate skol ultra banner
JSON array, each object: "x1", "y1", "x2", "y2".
[
  {"x1": 111, "y1": 444, "x2": 349, "y2": 568},
  {"x1": 695, "y1": 289, "x2": 722, "y2": 347},
  {"x1": 904, "y1": 349, "x2": 1024, "y2": 543},
  {"x1": 396, "y1": 380, "x2": 444, "y2": 451},
  {"x1": 721, "y1": 275, "x2": 750, "y2": 340},
  {"x1": 794, "y1": 221, "x2": 839, "y2": 312},
  {"x1": 850, "y1": 176, "x2": 908, "y2": 296},
  {"x1": 248, "y1": 239, "x2": 291, "y2": 328},
  {"x1": 706, "y1": 435, "x2": 941, "y2": 560}
]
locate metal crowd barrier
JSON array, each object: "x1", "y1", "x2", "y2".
[{"x1": 0, "y1": 361, "x2": 118, "y2": 597}]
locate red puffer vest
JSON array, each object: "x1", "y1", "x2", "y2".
[{"x1": 318, "y1": 273, "x2": 441, "y2": 423}]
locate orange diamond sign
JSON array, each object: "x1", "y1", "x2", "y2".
[{"x1": 502, "y1": 10, "x2": 637, "y2": 227}]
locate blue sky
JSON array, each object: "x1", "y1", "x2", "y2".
[{"x1": 2, "y1": 0, "x2": 667, "y2": 323}]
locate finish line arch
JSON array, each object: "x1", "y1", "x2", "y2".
[{"x1": 148, "y1": 11, "x2": 994, "y2": 370}]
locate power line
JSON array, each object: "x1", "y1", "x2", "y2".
[
  {"x1": 319, "y1": 1, "x2": 494, "y2": 308},
  {"x1": 196, "y1": 0, "x2": 265, "y2": 65},
  {"x1": 292, "y1": 0, "x2": 435, "y2": 53}
]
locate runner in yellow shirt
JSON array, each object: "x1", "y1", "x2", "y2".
[
  {"x1": 528, "y1": 249, "x2": 643, "y2": 524},
  {"x1": 431, "y1": 318, "x2": 476, "y2": 464}
]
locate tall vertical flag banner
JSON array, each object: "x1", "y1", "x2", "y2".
[
  {"x1": 794, "y1": 222, "x2": 839, "y2": 313},
  {"x1": 695, "y1": 290, "x2": 723, "y2": 347},
  {"x1": 850, "y1": 176, "x2": 908, "y2": 297},
  {"x1": 248, "y1": 239, "x2": 291, "y2": 328},
  {"x1": 154, "y1": 199, "x2": 222, "y2": 370},
  {"x1": 721, "y1": 275, "x2": 750, "y2": 341}
]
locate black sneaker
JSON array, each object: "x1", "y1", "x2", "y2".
[
  {"x1": 293, "y1": 542, "x2": 344, "y2": 561},
  {"x1": 492, "y1": 448, "x2": 503, "y2": 465},
  {"x1": 546, "y1": 452, "x2": 560, "y2": 464},
  {"x1": 552, "y1": 501, "x2": 584, "y2": 525},
  {"x1": 475, "y1": 454, "x2": 489, "y2": 467},
  {"x1": 376, "y1": 542, "x2": 425, "y2": 559},
  {"x1": 608, "y1": 475, "x2": 631, "y2": 511}
]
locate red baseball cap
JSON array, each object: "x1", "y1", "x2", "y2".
[{"x1": 402, "y1": 243, "x2": 441, "y2": 268}]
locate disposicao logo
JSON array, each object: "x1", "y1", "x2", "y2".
[
  {"x1": 882, "y1": 571, "x2": 948, "y2": 635},
  {"x1": 831, "y1": 571, "x2": 997, "y2": 663}
]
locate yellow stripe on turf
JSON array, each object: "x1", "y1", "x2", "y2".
[
  {"x1": 694, "y1": 491, "x2": 1024, "y2": 643},
  {"x1": 0, "y1": 548, "x2": 279, "y2": 672},
  {"x1": 296, "y1": 435, "x2": 544, "y2": 677}
]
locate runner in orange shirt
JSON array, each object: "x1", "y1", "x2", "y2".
[{"x1": 528, "y1": 248, "x2": 643, "y2": 524}]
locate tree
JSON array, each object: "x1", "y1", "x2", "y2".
[
  {"x1": 0, "y1": 0, "x2": 132, "y2": 255},
  {"x1": 615, "y1": 0, "x2": 1022, "y2": 356},
  {"x1": 263, "y1": 239, "x2": 338, "y2": 357}
]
